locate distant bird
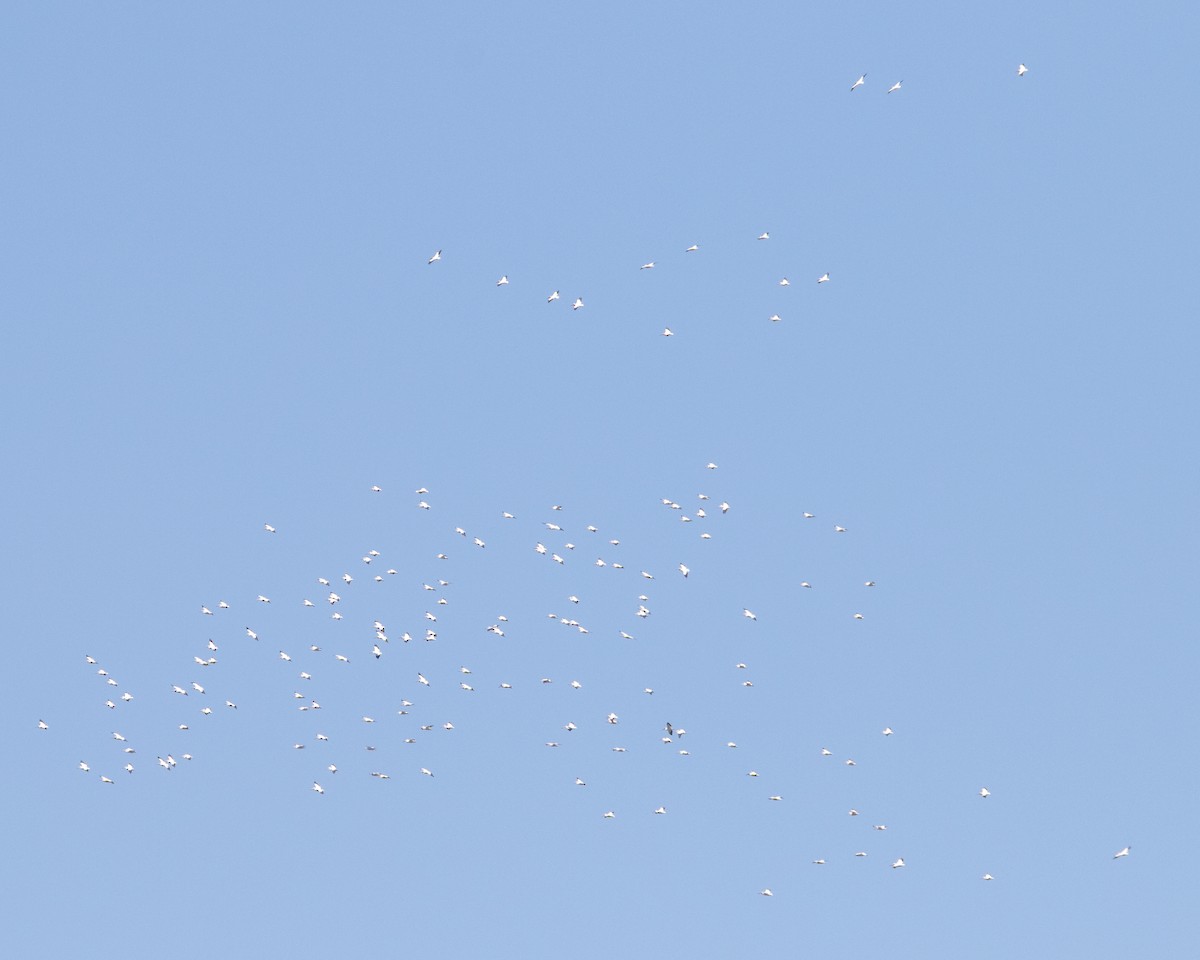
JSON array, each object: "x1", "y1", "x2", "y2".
[
  {"x1": 575, "y1": 778, "x2": 586, "y2": 786},
  {"x1": 980, "y1": 787, "x2": 990, "y2": 798},
  {"x1": 418, "y1": 673, "x2": 430, "y2": 686},
  {"x1": 850, "y1": 74, "x2": 866, "y2": 91},
  {"x1": 769, "y1": 315, "x2": 781, "y2": 323},
  {"x1": 891, "y1": 858, "x2": 905, "y2": 869},
  {"x1": 855, "y1": 852, "x2": 867, "y2": 858},
  {"x1": 685, "y1": 244, "x2": 698, "y2": 252},
  {"x1": 264, "y1": 524, "x2": 276, "y2": 533},
  {"x1": 743, "y1": 609, "x2": 757, "y2": 621},
  {"x1": 662, "y1": 328, "x2": 673, "y2": 337},
  {"x1": 313, "y1": 782, "x2": 324, "y2": 794},
  {"x1": 201, "y1": 606, "x2": 213, "y2": 616},
  {"x1": 887, "y1": 80, "x2": 902, "y2": 93},
  {"x1": 420, "y1": 768, "x2": 434, "y2": 777},
  {"x1": 778, "y1": 278, "x2": 790, "y2": 286},
  {"x1": 603, "y1": 811, "x2": 616, "y2": 819},
  {"x1": 548, "y1": 291, "x2": 560, "y2": 302},
  {"x1": 79, "y1": 761, "x2": 89, "y2": 772},
  {"x1": 812, "y1": 859, "x2": 826, "y2": 865},
  {"x1": 854, "y1": 613, "x2": 865, "y2": 620},
  {"x1": 37, "y1": 720, "x2": 47, "y2": 730},
  {"x1": 1018, "y1": 63, "x2": 1028, "y2": 76},
  {"x1": 654, "y1": 806, "x2": 667, "y2": 815},
  {"x1": 100, "y1": 776, "x2": 114, "y2": 784},
  {"x1": 757, "y1": 232, "x2": 770, "y2": 240},
  {"x1": 641, "y1": 262, "x2": 655, "y2": 270},
  {"x1": 982, "y1": 873, "x2": 994, "y2": 880},
  {"x1": 769, "y1": 795, "x2": 783, "y2": 802},
  {"x1": 865, "y1": 581, "x2": 876, "y2": 587},
  {"x1": 279, "y1": 651, "x2": 291, "y2": 662},
  {"x1": 760, "y1": 889, "x2": 773, "y2": 897},
  {"x1": 257, "y1": 595, "x2": 270, "y2": 603},
  {"x1": 882, "y1": 727, "x2": 894, "y2": 736},
  {"x1": 846, "y1": 759, "x2": 857, "y2": 766},
  {"x1": 1114, "y1": 846, "x2": 1131, "y2": 859},
  {"x1": 821, "y1": 748, "x2": 832, "y2": 756},
  {"x1": 834, "y1": 524, "x2": 846, "y2": 532},
  {"x1": 371, "y1": 485, "x2": 382, "y2": 492},
  {"x1": 428, "y1": 250, "x2": 441, "y2": 264},
  {"x1": 124, "y1": 763, "x2": 134, "y2": 774},
  {"x1": 496, "y1": 275, "x2": 509, "y2": 286},
  {"x1": 572, "y1": 298, "x2": 584, "y2": 310},
  {"x1": 817, "y1": 273, "x2": 830, "y2": 284}
]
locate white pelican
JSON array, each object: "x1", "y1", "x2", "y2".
[
  {"x1": 1114, "y1": 846, "x2": 1131, "y2": 859},
  {"x1": 743, "y1": 608, "x2": 757, "y2": 621},
  {"x1": 891, "y1": 859, "x2": 905, "y2": 868},
  {"x1": 1018, "y1": 63, "x2": 1028, "y2": 76},
  {"x1": 496, "y1": 275, "x2": 509, "y2": 286},
  {"x1": 313, "y1": 782, "x2": 324, "y2": 794},
  {"x1": 572, "y1": 298, "x2": 584, "y2": 310},
  {"x1": 760, "y1": 889, "x2": 773, "y2": 897},
  {"x1": 264, "y1": 524, "x2": 276, "y2": 533},
  {"x1": 38, "y1": 720, "x2": 48, "y2": 730},
  {"x1": 428, "y1": 250, "x2": 441, "y2": 263},
  {"x1": 850, "y1": 74, "x2": 866, "y2": 91},
  {"x1": 818, "y1": 273, "x2": 830, "y2": 284},
  {"x1": 887, "y1": 80, "x2": 902, "y2": 93},
  {"x1": 603, "y1": 811, "x2": 616, "y2": 819},
  {"x1": 641, "y1": 262, "x2": 655, "y2": 270},
  {"x1": 757, "y1": 232, "x2": 770, "y2": 240},
  {"x1": 980, "y1": 787, "x2": 990, "y2": 798},
  {"x1": 548, "y1": 291, "x2": 560, "y2": 302}
]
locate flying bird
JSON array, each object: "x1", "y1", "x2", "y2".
[
  {"x1": 496, "y1": 275, "x2": 509, "y2": 286},
  {"x1": 427, "y1": 250, "x2": 441, "y2": 263},
  {"x1": 850, "y1": 74, "x2": 866, "y2": 91},
  {"x1": 1018, "y1": 63, "x2": 1028, "y2": 76},
  {"x1": 817, "y1": 273, "x2": 830, "y2": 284},
  {"x1": 1113, "y1": 846, "x2": 1131, "y2": 859},
  {"x1": 757, "y1": 232, "x2": 769, "y2": 240},
  {"x1": 547, "y1": 291, "x2": 560, "y2": 302},
  {"x1": 887, "y1": 80, "x2": 902, "y2": 93},
  {"x1": 572, "y1": 298, "x2": 584, "y2": 310}
]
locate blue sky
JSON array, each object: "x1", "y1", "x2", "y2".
[{"x1": 4, "y1": 3, "x2": 1197, "y2": 957}]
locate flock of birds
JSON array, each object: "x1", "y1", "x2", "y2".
[{"x1": 42, "y1": 60, "x2": 1140, "y2": 895}]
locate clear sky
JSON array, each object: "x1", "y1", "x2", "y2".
[{"x1": 4, "y1": 3, "x2": 1197, "y2": 958}]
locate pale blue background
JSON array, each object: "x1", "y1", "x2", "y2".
[{"x1": 3, "y1": 3, "x2": 1196, "y2": 957}]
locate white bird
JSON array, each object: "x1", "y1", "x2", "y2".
[
  {"x1": 201, "y1": 606, "x2": 213, "y2": 616},
  {"x1": 812, "y1": 859, "x2": 826, "y2": 865},
  {"x1": 572, "y1": 298, "x2": 584, "y2": 310},
  {"x1": 850, "y1": 74, "x2": 866, "y2": 91},
  {"x1": 246, "y1": 628, "x2": 258, "y2": 640},
  {"x1": 100, "y1": 775, "x2": 114, "y2": 784},
  {"x1": 201, "y1": 707, "x2": 212, "y2": 715},
  {"x1": 191, "y1": 682, "x2": 205, "y2": 694},
  {"x1": 312, "y1": 782, "x2": 324, "y2": 794},
  {"x1": 603, "y1": 811, "x2": 616, "y2": 819},
  {"x1": 112, "y1": 732, "x2": 126, "y2": 742},
  {"x1": 654, "y1": 806, "x2": 666, "y2": 815},
  {"x1": 257, "y1": 595, "x2": 270, "y2": 603},
  {"x1": 757, "y1": 232, "x2": 770, "y2": 240},
  {"x1": 641, "y1": 262, "x2": 655, "y2": 270},
  {"x1": 982, "y1": 873, "x2": 994, "y2": 880},
  {"x1": 679, "y1": 563, "x2": 690, "y2": 578},
  {"x1": 428, "y1": 250, "x2": 441, "y2": 263},
  {"x1": 418, "y1": 673, "x2": 430, "y2": 686},
  {"x1": 769, "y1": 314, "x2": 781, "y2": 323},
  {"x1": 264, "y1": 524, "x2": 276, "y2": 533},
  {"x1": 743, "y1": 608, "x2": 757, "y2": 621},
  {"x1": 821, "y1": 748, "x2": 832, "y2": 756},
  {"x1": 279, "y1": 651, "x2": 291, "y2": 662},
  {"x1": 778, "y1": 278, "x2": 790, "y2": 286},
  {"x1": 720, "y1": 502, "x2": 730, "y2": 513},
  {"x1": 980, "y1": 787, "x2": 990, "y2": 798},
  {"x1": 662, "y1": 327, "x2": 673, "y2": 337},
  {"x1": 38, "y1": 720, "x2": 48, "y2": 730},
  {"x1": 891, "y1": 859, "x2": 905, "y2": 869},
  {"x1": 817, "y1": 273, "x2": 830, "y2": 284},
  {"x1": 1114, "y1": 846, "x2": 1131, "y2": 859},
  {"x1": 834, "y1": 524, "x2": 846, "y2": 533},
  {"x1": 685, "y1": 244, "x2": 698, "y2": 252},
  {"x1": 575, "y1": 778, "x2": 586, "y2": 786},
  {"x1": 218, "y1": 601, "x2": 229, "y2": 609},
  {"x1": 79, "y1": 761, "x2": 89, "y2": 772},
  {"x1": 172, "y1": 685, "x2": 188, "y2": 696},
  {"x1": 846, "y1": 759, "x2": 857, "y2": 766},
  {"x1": 769, "y1": 795, "x2": 783, "y2": 802},
  {"x1": 335, "y1": 654, "x2": 350, "y2": 663},
  {"x1": 887, "y1": 80, "x2": 902, "y2": 93},
  {"x1": 547, "y1": 290, "x2": 560, "y2": 302},
  {"x1": 496, "y1": 275, "x2": 509, "y2": 286},
  {"x1": 124, "y1": 763, "x2": 134, "y2": 774},
  {"x1": 607, "y1": 713, "x2": 619, "y2": 724},
  {"x1": 882, "y1": 727, "x2": 894, "y2": 736},
  {"x1": 855, "y1": 852, "x2": 868, "y2": 858},
  {"x1": 760, "y1": 889, "x2": 773, "y2": 897},
  {"x1": 1018, "y1": 63, "x2": 1029, "y2": 76},
  {"x1": 420, "y1": 768, "x2": 434, "y2": 777},
  {"x1": 854, "y1": 613, "x2": 864, "y2": 621}
]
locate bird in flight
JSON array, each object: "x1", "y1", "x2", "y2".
[
  {"x1": 887, "y1": 80, "x2": 902, "y2": 93},
  {"x1": 427, "y1": 250, "x2": 441, "y2": 264},
  {"x1": 685, "y1": 244, "x2": 699, "y2": 252},
  {"x1": 757, "y1": 232, "x2": 770, "y2": 240},
  {"x1": 1017, "y1": 63, "x2": 1028, "y2": 76},
  {"x1": 496, "y1": 275, "x2": 509, "y2": 286},
  {"x1": 547, "y1": 291, "x2": 560, "y2": 302},
  {"x1": 850, "y1": 74, "x2": 866, "y2": 91},
  {"x1": 818, "y1": 273, "x2": 830, "y2": 284},
  {"x1": 1113, "y1": 846, "x2": 1131, "y2": 859},
  {"x1": 572, "y1": 298, "x2": 584, "y2": 310}
]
